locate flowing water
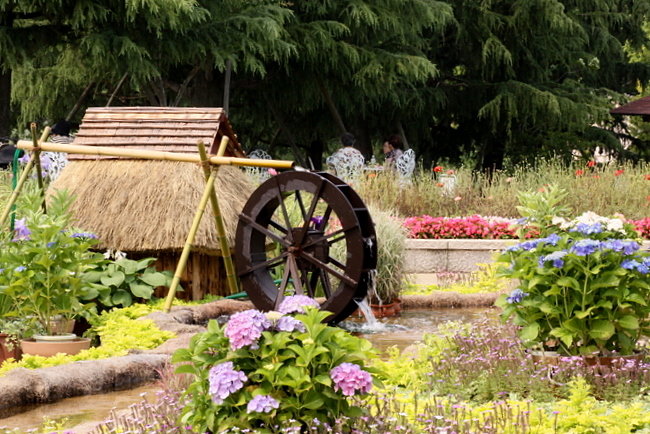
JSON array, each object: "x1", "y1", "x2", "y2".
[{"x1": 0, "y1": 306, "x2": 495, "y2": 433}]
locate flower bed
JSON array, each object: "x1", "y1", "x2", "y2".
[{"x1": 404, "y1": 214, "x2": 650, "y2": 240}]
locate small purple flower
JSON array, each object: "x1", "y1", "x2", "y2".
[
  {"x1": 310, "y1": 215, "x2": 324, "y2": 229},
  {"x1": 275, "y1": 316, "x2": 306, "y2": 333},
  {"x1": 71, "y1": 232, "x2": 99, "y2": 239},
  {"x1": 506, "y1": 288, "x2": 528, "y2": 304},
  {"x1": 14, "y1": 266, "x2": 27, "y2": 272},
  {"x1": 13, "y1": 218, "x2": 31, "y2": 240},
  {"x1": 224, "y1": 309, "x2": 271, "y2": 350},
  {"x1": 278, "y1": 295, "x2": 320, "y2": 314},
  {"x1": 247, "y1": 395, "x2": 280, "y2": 413},
  {"x1": 18, "y1": 154, "x2": 30, "y2": 164},
  {"x1": 208, "y1": 361, "x2": 247, "y2": 404},
  {"x1": 330, "y1": 362, "x2": 373, "y2": 396}
]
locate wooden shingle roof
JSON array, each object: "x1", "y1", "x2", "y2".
[
  {"x1": 69, "y1": 107, "x2": 245, "y2": 160},
  {"x1": 610, "y1": 96, "x2": 650, "y2": 117}
]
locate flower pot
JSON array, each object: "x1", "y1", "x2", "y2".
[
  {"x1": 0, "y1": 333, "x2": 18, "y2": 364},
  {"x1": 353, "y1": 298, "x2": 402, "y2": 318},
  {"x1": 49, "y1": 317, "x2": 76, "y2": 334},
  {"x1": 20, "y1": 337, "x2": 91, "y2": 357}
]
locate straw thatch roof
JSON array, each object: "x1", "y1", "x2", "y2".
[{"x1": 50, "y1": 160, "x2": 254, "y2": 253}]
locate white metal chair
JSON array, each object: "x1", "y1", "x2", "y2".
[
  {"x1": 327, "y1": 147, "x2": 365, "y2": 184},
  {"x1": 245, "y1": 149, "x2": 273, "y2": 184},
  {"x1": 395, "y1": 149, "x2": 416, "y2": 185}
]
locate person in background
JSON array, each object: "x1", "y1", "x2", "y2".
[
  {"x1": 326, "y1": 132, "x2": 364, "y2": 171},
  {"x1": 50, "y1": 119, "x2": 74, "y2": 144},
  {"x1": 383, "y1": 134, "x2": 403, "y2": 171}
]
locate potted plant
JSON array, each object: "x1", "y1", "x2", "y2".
[
  {"x1": 495, "y1": 186, "x2": 650, "y2": 359},
  {"x1": 0, "y1": 190, "x2": 104, "y2": 356}
]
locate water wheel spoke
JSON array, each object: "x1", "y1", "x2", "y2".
[
  {"x1": 286, "y1": 255, "x2": 304, "y2": 295},
  {"x1": 317, "y1": 205, "x2": 333, "y2": 231},
  {"x1": 239, "y1": 251, "x2": 289, "y2": 277},
  {"x1": 239, "y1": 213, "x2": 291, "y2": 248},
  {"x1": 295, "y1": 181, "x2": 325, "y2": 245},
  {"x1": 274, "y1": 263, "x2": 293, "y2": 310},
  {"x1": 311, "y1": 269, "x2": 333, "y2": 299},
  {"x1": 301, "y1": 228, "x2": 346, "y2": 250},
  {"x1": 268, "y1": 218, "x2": 289, "y2": 235},
  {"x1": 273, "y1": 178, "x2": 294, "y2": 243},
  {"x1": 298, "y1": 250, "x2": 356, "y2": 287},
  {"x1": 326, "y1": 255, "x2": 346, "y2": 271}
]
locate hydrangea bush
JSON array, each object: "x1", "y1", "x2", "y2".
[
  {"x1": 172, "y1": 295, "x2": 382, "y2": 433},
  {"x1": 496, "y1": 211, "x2": 650, "y2": 356}
]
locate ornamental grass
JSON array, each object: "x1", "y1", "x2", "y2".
[{"x1": 355, "y1": 159, "x2": 650, "y2": 220}]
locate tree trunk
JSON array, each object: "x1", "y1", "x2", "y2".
[
  {"x1": 0, "y1": 69, "x2": 11, "y2": 137},
  {"x1": 307, "y1": 137, "x2": 324, "y2": 170}
]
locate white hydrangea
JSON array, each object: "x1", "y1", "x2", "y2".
[{"x1": 564, "y1": 211, "x2": 627, "y2": 235}]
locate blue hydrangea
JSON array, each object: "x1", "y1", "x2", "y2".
[
  {"x1": 571, "y1": 222, "x2": 603, "y2": 235},
  {"x1": 541, "y1": 233, "x2": 561, "y2": 246},
  {"x1": 540, "y1": 251, "x2": 567, "y2": 269},
  {"x1": 570, "y1": 239, "x2": 601, "y2": 256},
  {"x1": 622, "y1": 259, "x2": 650, "y2": 274},
  {"x1": 506, "y1": 288, "x2": 529, "y2": 304}
]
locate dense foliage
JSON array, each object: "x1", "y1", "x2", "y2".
[{"x1": 3, "y1": 0, "x2": 650, "y2": 169}]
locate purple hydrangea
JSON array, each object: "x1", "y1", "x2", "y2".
[
  {"x1": 208, "y1": 361, "x2": 247, "y2": 404},
  {"x1": 224, "y1": 309, "x2": 271, "y2": 350},
  {"x1": 13, "y1": 218, "x2": 31, "y2": 240},
  {"x1": 246, "y1": 395, "x2": 280, "y2": 414},
  {"x1": 571, "y1": 222, "x2": 603, "y2": 235},
  {"x1": 622, "y1": 259, "x2": 650, "y2": 274},
  {"x1": 275, "y1": 316, "x2": 306, "y2": 333},
  {"x1": 506, "y1": 288, "x2": 528, "y2": 304},
  {"x1": 541, "y1": 233, "x2": 561, "y2": 246},
  {"x1": 14, "y1": 266, "x2": 27, "y2": 272},
  {"x1": 278, "y1": 295, "x2": 320, "y2": 314},
  {"x1": 330, "y1": 362, "x2": 373, "y2": 396}
]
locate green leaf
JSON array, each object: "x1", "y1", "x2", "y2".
[
  {"x1": 111, "y1": 290, "x2": 133, "y2": 307},
  {"x1": 129, "y1": 283, "x2": 154, "y2": 299},
  {"x1": 617, "y1": 315, "x2": 639, "y2": 330},
  {"x1": 588, "y1": 320, "x2": 615, "y2": 341},
  {"x1": 101, "y1": 271, "x2": 126, "y2": 287},
  {"x1": 519, "y1": 322, "x2": 539, "y2": 342},
  {"x1": 139, "y1": 272, "x2": 169, "y2": 287},
  {"x1": 555, "y1": 276, "x2": 580, "y2": 290}
]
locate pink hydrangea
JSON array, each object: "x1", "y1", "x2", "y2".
[
  {"x1": 224, "y1": 309, "x2": 271, "y2": 350},
  {"x1": 330, "y1": 362, "x2": 373, "y2": 396},
  {"x1": 247, "y1": 394, "x2": 280, "y2": 413}
]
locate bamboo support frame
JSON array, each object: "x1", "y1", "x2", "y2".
[
  {"x1": 198, "y1": 139, "x2": 240, "y2": 295},
  {"x1": 16, "y1": 141, "x2": 295, "y2": 170},
  {"x1": 163, "y1": 170, "x2": 217, "y2": 313},
  {"x1": 0, "y1": 126, "x2": 51, "y2": 226},
  {"x1": 13, "y1": 132, "x2": 296, "y2": 312}
]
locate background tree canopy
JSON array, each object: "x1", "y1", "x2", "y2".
[{"x1": 2, "y1": 0, "x2": 650, "y2": 170}]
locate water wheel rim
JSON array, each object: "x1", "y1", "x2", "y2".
[{"x1": 235, "y1": 171, "x2": 377, "y2": 323}]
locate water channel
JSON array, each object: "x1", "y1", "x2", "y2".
[{"x1": 0, "y1": 307, "x2": 495, "y2": 433}]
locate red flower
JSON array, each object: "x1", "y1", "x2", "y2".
[
  {"x1": 644, "y1": 174, "x2": 650, "y2": 180},
  {"x1": 447, "y1": 170, "x2": 454, "y2": 175},
  {"x1": 587, "y1": 161, "x2": 596, "y2": 167},
  {"x1": 615, "y1": 169, "x2": 624, "y2": 176},
  {"x1": 593, "y1": 175, "x2": 600, "y2": 179},
  {"x1": 436, "y1": 183, "x2": 444, "y2": 187},
  {"x1": 575, "y1": 170, "x2": 584, "y2": 177},
  {"x1": 433, "y1": 166, "x2": 443, "y2": 172}
]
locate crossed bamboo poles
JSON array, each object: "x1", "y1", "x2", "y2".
[{"x1": 1, "y1": 123, "x2": 295, "y2": 313}]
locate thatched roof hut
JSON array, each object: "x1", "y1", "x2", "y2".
[{"x1": 50, "y1": 107, "x2": 255, "y2": 300}]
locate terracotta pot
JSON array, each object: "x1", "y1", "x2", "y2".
[
  {"x1": 20, "y1": 337, "x2": 91, "y2": 357},
  {"x1": 353, "y1": 298, "x2": 402, "y2": 318},
  {"x1": 0, "y1": 333, "x2": 18, "y2": 364}
]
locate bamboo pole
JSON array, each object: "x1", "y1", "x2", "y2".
[
  {"x1": 198, "y1": 139, "x2": 240, "y2": 295},
  {"x1": 0, "y1": 126, "x2": 52, "y2": 226},
  {"x1": 163, "y1": 170, "x2": 217, "y2": 313},
  {"x1": 30, "y1": 124, "x2": 47, "y2": 213},
  {"x1": 16, "y1": 141, "x2": 294, "y2": 169}
]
